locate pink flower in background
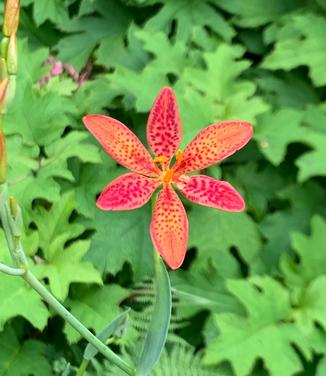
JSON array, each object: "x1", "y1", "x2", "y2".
[
  {"x1": 39, "y1": 56, "x2": 92, "y2": 86},
  {"x1": 83, "y1": 87, "x2": 253, "y2": 269}
]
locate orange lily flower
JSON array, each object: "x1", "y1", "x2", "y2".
[{"x1": 83, "y1": 87, "x2": 253, "y2": 269}]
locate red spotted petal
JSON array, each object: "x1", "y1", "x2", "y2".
[
  {"x1": 150, "y1": 185, "x2": 188, "y2": 269},
  {"x1": 97, "y1": 173, "x2": 161, "y2": 210},
  {"x1": 83, "y1": 115, "x2": 159, "y2": 176},
  {"x1": 174, "y1": 121, "x2": 253, "y2": 175},
  {"x1": 147, "y1": 87, "x2": 182, "y2": 161},
  {"x1": 179, "y1": 175, "x2": 245, "y2": 211}
]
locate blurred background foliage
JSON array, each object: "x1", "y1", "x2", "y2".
[{"x1": 1, "y1": 0, "x2": 326, "y2": 375}]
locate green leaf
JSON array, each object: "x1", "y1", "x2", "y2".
[
  {"x1": 145, "y1": 0, "x2": 235, "y2": 41},
  {"x1": 10, "y1": 38, "x2": 49, "y2": 85},
  {"x1": 8, "y1": 132, "x2": 100, "y2": 209},
  {"x1": 0, "y1": 231, "x2": 49, "y2": 330},
  {"x1": 177, "y1": 44, "x2": 269, "y2": 145},
  {"x1": 87, "y1": 204, "x2": 154, "y2": 279},
  {"x1": 188, "y1": 205, "x2": 261, "y2": 276},
  {"x1": 255, "y1": 108, "x2": 305, "y2": 165},
  {"x1": 84, "y1": 308, "x2": 131, "y2": 360},
  {"x1": 282, "y1": 216, "x2": 326, "y2": 287},
  {"x1": 256, "y1": 72, "x2": 318, "y2": 109},
  {"x1": 232, "y1": 162, "x2": 283, "y2": 217},
  {"x1": 41, "y1": 131, "x2": 101, "y2": 180},
  {"x1": 295, "y1": 130, "x2": 326, "y2": 182},
  {"x1": 292, "y1": 276, "x2": 326, "y2": 333},
  {"x1": 221, "y1": 0, "x2": 305, "y2": 28},
  {"x1": 171, "y1": 262, "x2": 243, "y2": 318},
  {"x1": 55, "y1": 0, "x2": 132, "y2": 70},
  {"x1": 6, "y1": 135, "x2": 39, "y2": 184},
  {"x1": 317, "y1": 356, "x2": 326, "y2": 376},
  {"x1": 259, "y1": 209, "x2": 310, "y2": 272},
  {"x1": 34, "y1": 240, "x2": 102, "y2": 301},
  {"x1": 64, "y1": 285, "x2": 129, "y2": 343},
  {"x1": 6, "y1": 85, "x2": 75, "y2": 146},
  {"x1": 72, "y1": 76, "x2": 117, "y2": 114},
  {"x1": 278, "y1": 181, "x2": 325, "y2": 211},
  {"x1": 69, "y1": 153, "x2": 121, "y2": 218},
  {"x1": 29, "y1": 0, "x2": 70, "y2": 26},
  {"x1": 0, "y1": 326, "x2": 51, "y2": 376},
  {"x1": 30, "y1": 191, "x2": 85, "y2": 253},
  {"x1": 0, "y1": 275, "x2": 49, "y2": 331},
  {"x1": 108, "y1": 62, "x2": 169, "y2": 112},
  {"x1": 96, "y1": 24, "x2": 149, "y2": 71},
  {"x1": 204, "y1": 276, "x2": 304, "y2": 376},
  {"x1": 255, "y1": 105, "x2": 326, "y2": 179},
  {"x1": 263, "y1": 14, "x2": 326, "y2": 86},
  {"x1": 29, "y1": 192, "x2": 102, "y2": 300},
  {"x1": 136, "y1": 257, "x2": 171, "y2": 376}
]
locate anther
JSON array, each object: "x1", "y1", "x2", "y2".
[
  {"x1": 176, "y1": 150, "x2": 183, "y2": 162},
  {"x1": 153, "y1": 156, "x2": 169, "y2": 164}
]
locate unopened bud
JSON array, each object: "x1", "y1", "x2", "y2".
[
  {"x1": 0, "y1": 77, "x2": 9, "y2": 113},
  {"x1": 9, "y1": 196, "x2": 18, "y2": 218},
  {"x1": 8, "y1": 196, "x2": 23, "y2": 237},
  {"x1": 3, "y1": 76, "x2": 15, "y2": 112},
  {"x1": 0, "y1": 38, "x2": 9, "y2": 59},
  {"x1": 0, "y1": 131, "x2": 7, "y2": 183},
  {"x1": 0, "y1": 58, "x2": 8, "y2": 80},
  {"x1": 7, "y1": 35, "x2": 17, "y2": 74},
  {"x1": 3, "y1": 0, "x2": 20, "y2": 37}
]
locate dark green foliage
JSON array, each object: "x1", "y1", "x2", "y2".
[{"x1": 1, "y1": 0, "x2": 326, "y2": 375}]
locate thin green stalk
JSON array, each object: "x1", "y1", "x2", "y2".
[
  {"x1": 0, "y1": 186, "x2": 15, "y2": 264},
  {"x1": 76, "y1": 359, "x2": 89, "y2": 376},
  {"x1": 23, "y1": 270, "x2": 135, "y2": 376},
  {"x1": 0, "y1": 2, "x2": 134, "y2": 375},
  {"x1": 0, "y1": 262, "x2": 24, "y2": 275},
  {"x1": 0, "y1": 187, "x2": 135, "y2": 376}
]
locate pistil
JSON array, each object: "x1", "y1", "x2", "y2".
[{"x1": 163, "y1": 168, "x2": 174, "y2": 184}]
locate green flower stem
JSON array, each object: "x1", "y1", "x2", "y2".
[
  {"x1": 0, "y1": 186, "x2": 135, "y2": 376},
  {"x1": 0, "y1": 262, "x2": 24, "y2": 275},
  {"x1": 0, "y1": 186, "x2": 16, "y2": 265},
  {"x1": 76, "y1": 359, "x2": 89, "y2": 376},
  {"x1": 0, "y1": 3, "x2": 133, "y2": 375},
  {"x1": 23, "y1": 270, "x2": 135, "y2": 376}
]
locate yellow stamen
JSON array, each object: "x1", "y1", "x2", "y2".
[
  {"x1": 176, "y1": 150, "x2": 183, "y2": 162},
  {"x1": 163, "y1": 169, "x2": 174, "y2": 184},
  {"x1": 153, "y1": 155, "x2": 169, "y2": 164}
]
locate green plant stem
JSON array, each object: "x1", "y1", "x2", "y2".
[
  {"x1": 22, "y1": 270, "x2": 135, "y2": 376},
  {"x1": 0, "y1": 262, "x2": 24, "y2": 275},
  {"x1": 0, "y1": 4, "x2": 132, "y2": 374},
  {"x1": 0, "y1": 186, "x2": 134, "y2": 376},
  {"x1": 0, "y1": 186, "x2": 15, "y2": 264},
  {"x1": 76, "y1": 359, "x2": 89, "y2": 376}
]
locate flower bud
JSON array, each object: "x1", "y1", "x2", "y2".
[
  {"x1": 0, "y1": 77, "x2": 9, "y2": 113},
  {"x1": 9, "y1": 196, "x2": 18, "y2": 218},
  {"x1": 0, "y1": 38, "x2": 9, "y2": 59},
  {"x1": 7, "y1": 35, "x2": 17, "y2": 74},
  {"x1": 2, "y1": 76, "x2": 15, "y2": 113},
  {"x1": 3, "y1": 0, "x2": 20, "y2": 37},
  {"x1": 0, "y1": 131, "x2": 7, "y2": 183},
  {"x1": 0, "y1": 59, "x2": 8, "y2": 81},
  {"x1": 8, "y1": 196, "x2": 23, "y2": 237}
]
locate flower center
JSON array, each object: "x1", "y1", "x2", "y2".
[{"x1": 163, "y1": 168, "x2": 174, "y2": 184}]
